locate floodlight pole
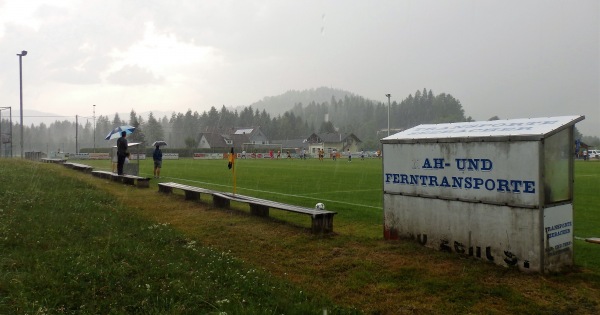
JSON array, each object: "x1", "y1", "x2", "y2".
[
  {"x1": 75, "y1": 115, "x2": 78, "y2": 154},
  {"x1": 385, "y1": 93, "x2": 391, "y2": 136},
  {"x1": 17, "y1": 50, "x2": 27, "y2": 158},
  {"x1": 93, "y1": 104, "x2": 96, "y2": 153}
]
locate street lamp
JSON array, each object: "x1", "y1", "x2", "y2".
[
  {"x1": 93, "y1": 104, "x2": 96, "y2": 152},
  {"x1": 385, "y1": 93, "x2": 391, "y2": 136},
  {"x1": 17, "y1": 50, "x2": 27, "y2": 158}
]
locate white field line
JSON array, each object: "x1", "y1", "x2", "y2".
[
  {"x1": 298, "y1": 189, "x2": 381, "y2": 196},
  {"x1": 165, "y1": 175, "x2": 383, "y2": 210}
]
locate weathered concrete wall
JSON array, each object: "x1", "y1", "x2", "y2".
[{"x1": 384, "y1": 194, "x2": 543, "y2": 272}]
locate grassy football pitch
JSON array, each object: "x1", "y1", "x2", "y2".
[{"x1": 86, "y1": 157, "x2": 600, "y2": 251}]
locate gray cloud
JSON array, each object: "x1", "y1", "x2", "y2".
[
  {"x1": 106, "y1": 65, "x2": 164, "y2": 85},
  {"x1": 0, "y1": 0, "x2": 597, "y2": 136}
]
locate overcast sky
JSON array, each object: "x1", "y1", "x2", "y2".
[{"x1": 0, "y1": 0, "x2": 598, "y2": 136}]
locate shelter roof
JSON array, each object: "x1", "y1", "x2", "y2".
[{"x1": 381, "y1": 115, "x2": 585, "y2": 143}]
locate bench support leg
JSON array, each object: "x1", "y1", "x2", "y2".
[
  {"x1": 184, "y1": 190, "x2": 200, "y2": 200},
  {"x1": 158, "y1": 186, "x2": 173, "y2": 194},
  {"x1": 213, "y1": 195, "x2": 230, "y2": 208},
  {"x1": 250, "y1": 204, "x2": 269, "y2": 217},
  {"x1": 311, "y1": 214, "x2": 334, "y2": 234}
]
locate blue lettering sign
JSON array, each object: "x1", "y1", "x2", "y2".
[{"x1": 385, "y1": 156, "x2": 535, "y2": 196}]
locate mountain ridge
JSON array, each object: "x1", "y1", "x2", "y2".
[
  {"x1": 245, "y1": 87, "x2": 357, "y2": 116},
  {"x1": 13, "y1": 87, "x2": 358, "y2": 127}
]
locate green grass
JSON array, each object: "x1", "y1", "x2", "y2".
[
  {"x1": 0, "y1": 160, "x2": 357, "y2": 314},
  {"x1": 573, "y1": 160, "x2": 600, "y2": 271},
  {"x1": 4, "y1": 157, "x2": 599, "y2": 313},
  {"x1": 89, "y1": 157, "x2": 385, "y2": 238}
]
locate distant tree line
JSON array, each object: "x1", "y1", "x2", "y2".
[
  {"x1": 3, "y1": 88, "x2": 595, "y2": 156},
  {"x1": 287, "y1": 88, "x2": 472, "y2": 149}
]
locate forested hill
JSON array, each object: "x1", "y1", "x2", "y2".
[
  {"x1": 242, "y1": 86, "x2": 471, "y2": 148},
  {"x1": 247, "y1": 87, "x2": 355, "y2": 116},
  {"x1": 278, "y1": 87, "x2": 472, "y2": 148}
]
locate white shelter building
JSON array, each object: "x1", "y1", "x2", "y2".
[{"x1": 381, "y1": 115, "x2": 584, "y2": 273}]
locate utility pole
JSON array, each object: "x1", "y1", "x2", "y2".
[
  {"x1": 93, "y1": 105, "x2": 96, "y2": 153},
  {"x1": 75, "y1": 115, "x2": 78, "y2": 154},
  {"x1": 17, "y1": 50, "x2": 27, "y2": 158},
  {"x1": 385, "y1": 93, "x2": 391, "y2": 136}
]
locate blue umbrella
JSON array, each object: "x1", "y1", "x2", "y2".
[{"x1": 105, "y1": 125, "x2": 136, "y2": 140}]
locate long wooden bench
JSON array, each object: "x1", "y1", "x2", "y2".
[
  {"x1": 158, "y1": 182, "x2": 231, "y2": 208},
  {"x1": 586, "y1": 238, "x2": 600, "y2": 245},
  {"x1": 221, "y1": 192, "x2": 336, "y2": 233},
  {"x1": 92, "y1": 170, "x2": 150, "y2": 188},
  {"x1": 92, "y1": 170, "x2": 114, "y2": 179},
  {"x1": 63, "y1": 162, "x2": 94, "y2": 172},
  {"x1": 158, "y1": 182, "x2": 336, "y2": 233},
  {"x1": 122, "y1": 175, "x2": 151, "y2": 188},
  {"x1": 41, "y1": 158, "x2": 67, "y2": 163}
]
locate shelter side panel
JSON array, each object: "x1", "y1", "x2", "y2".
[{"x1": 543, "y1": 204, "x2": 573, "y2": 272}]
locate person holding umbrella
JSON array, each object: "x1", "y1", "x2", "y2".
[
  {"x1": 153, "y1": 144, "x2": 163, "y2": 178},
  {"x1": 106, "y1": 125, "x2": 135, "y2": 174},
  {"x1": 116, "y1": 131, "x2": 128, "y2": 175}
]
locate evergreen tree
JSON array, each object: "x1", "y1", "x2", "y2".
[
  {"x1": 111, "y1": 113, "x2": 122, "y2": 127},
  {"x1": 145, "y1": 112, "x2": 164, "y2": 143},
  {"x1": 128, "y1": 110, "x2": 146, "y2": 145}
]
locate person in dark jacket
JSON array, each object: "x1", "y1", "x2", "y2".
[
  {"x1": 153, "y1": 145, "x2": 163, "y2": 178},
  {"x1": 116, "y1": 131, "x2": 128, "y2": 175}
]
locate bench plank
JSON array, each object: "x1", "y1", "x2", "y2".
[
  {"x1": 159, "y1": 182, "x2": 230, "y2": 207},
  {"x1": 122, "y1": 175, "x2": 150, "y2": 188},
  {"x1": 92, "y1": 170, "x2": 113, "y2": 179},
  {"x1": 41, "y1": 158, "x2": 66, "y2": 163},
  {"x1": 63, "y1": 162, "x2": 94, "y2": 172}
]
